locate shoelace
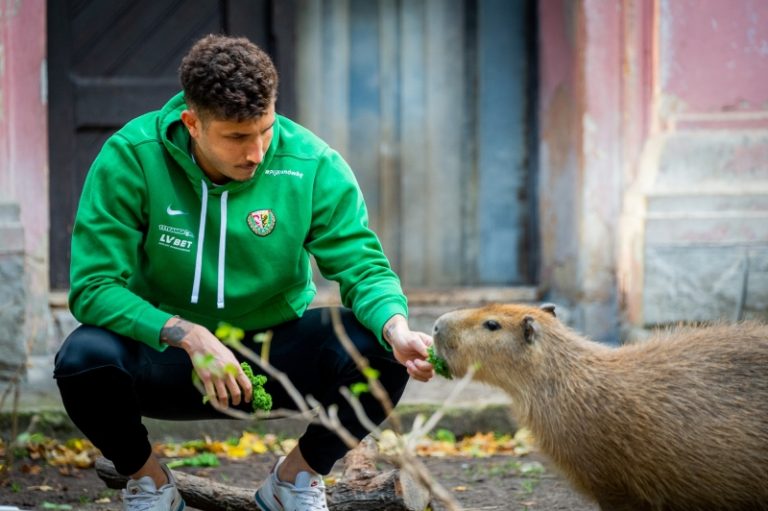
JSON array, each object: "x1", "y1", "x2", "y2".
[{"x1": 123, "y1": 487, "x2": 162, "y2": 511}]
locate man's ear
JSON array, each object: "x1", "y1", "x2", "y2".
[
  {"x1": 522, "y1": 315, "x2": 539, "y2": 344},
  {"x1": 181, "y1": 109, "x2": 201, "y2": 139}
]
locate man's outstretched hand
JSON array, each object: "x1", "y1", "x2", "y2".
[{"x1": 383, "y1": 314, "x2": 435, "y2": 382}]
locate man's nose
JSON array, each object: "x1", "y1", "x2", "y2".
[{"x1": 246, "y1": 140, "x2": 264, "y2": 164}]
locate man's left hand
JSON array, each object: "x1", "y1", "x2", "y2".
[{"x1": 383, "y1": 314, "x2": 434, "y2": 382}]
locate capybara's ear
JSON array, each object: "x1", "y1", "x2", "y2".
[
  {"x1": 523, "y1": 315, "x2": 539, "y2": 344},
  {"x1": 540, "y1": 303, "x2": 556, "y2": 317}
]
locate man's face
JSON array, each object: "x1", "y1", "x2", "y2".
[{"x1": 181, "y1": 103, "x2": 276, "y2": 184}]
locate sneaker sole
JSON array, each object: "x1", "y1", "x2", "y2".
[{"x1": 254, "y1": 490, "x2": 279, "y2": 511}]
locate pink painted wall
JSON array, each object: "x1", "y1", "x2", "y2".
[
  {"x1": 0, "y1": 0, "x2": 48, "y2": 257},
  {"x1": 660, "y1": 0, "x2": 768, "y2": 113},
  {"x1": 579, "y1": 0, "x2": 622, "y2": 304},
  {"x1": 537, "y1": 0, "x2": 624, "y2": 341},
  {"x1": 0, "y1": 0, "x2": 51, "y2": 349},
  {"x1": 537, "y1": 0, "x2": 580, "y2": 300},
  {"x1": 539, "y1": 0, "x2": 575, "y2": 113}
]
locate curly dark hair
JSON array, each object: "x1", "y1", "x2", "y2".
[{"x1": 179, "y1": 34, "x2": 278, "y2": 121}]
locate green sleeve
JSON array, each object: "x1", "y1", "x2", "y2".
[
  {"x1": 305, "y1": 149, "x2": 408, "y2": 346},
  {"x1": 68, "y1": 135, "x2": 172, "y2": 350}
]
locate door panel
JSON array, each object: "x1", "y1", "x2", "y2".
[{"x1": 295, "y1": 0, "x2": 538, "y2": 287}]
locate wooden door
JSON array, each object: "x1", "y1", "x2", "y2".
[
  {"x1": 295, "y1": 0, "x2": 539, "y2": 289},
  {"x1": 48, "y1": 0, "x2": 297, "y2": 289}
]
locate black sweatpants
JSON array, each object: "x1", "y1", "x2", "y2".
[{"x1": 53, "y1": 308, "x2": 409, "y2": 476}]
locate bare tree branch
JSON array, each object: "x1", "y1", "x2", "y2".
[
  {"x1": 200, "y1": 310, "x2": 470, "y2": 510},
  {"x1": 329, "y1": 308, "x2": 400, "y2": 432}
]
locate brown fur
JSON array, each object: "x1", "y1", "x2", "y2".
[{"x1": 433, "y1": 303, "x2": 768, "y2": 511}]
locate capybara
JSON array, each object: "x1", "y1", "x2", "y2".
[{"x1": 432, "y1": 303, "x2": 768, "y2": 511}]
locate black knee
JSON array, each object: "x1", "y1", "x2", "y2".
[{"x1": 54, "y1": 325, "x2": 139, "y2": 378}]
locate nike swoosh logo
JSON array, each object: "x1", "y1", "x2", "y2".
[{"x1": 166, "y1": 205, "x2": 187, "y2": 216}]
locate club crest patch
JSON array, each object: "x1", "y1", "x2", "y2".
[{"x1": 247, "y1": 209, "x2": 276, "y2": 236}]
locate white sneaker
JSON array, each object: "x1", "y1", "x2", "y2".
[
  {"x1": 122, "y1": 464, "x2": 185, "y2": 511},
  {"x1": 255, "y1": 456, "x2": 329, "y2": 511}
]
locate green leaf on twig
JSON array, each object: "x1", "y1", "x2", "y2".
[{"x1": 350, "y1": 382, "x2": 370, "y2": 396}]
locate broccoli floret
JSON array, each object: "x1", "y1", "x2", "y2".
[
  {"x1": 427, "y1": 346, "x2": 452, "y2": 380},
  {"x1": 241, "y1": 362, "x2": 273, "y2": 413}
]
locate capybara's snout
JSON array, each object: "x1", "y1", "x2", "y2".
[
  {"x1": 432, "y1": 314, "x2": 451, "y2": 341},
  {"x1": 432, "y1": 310, "x2": 473, "y2": 376},
  {"x1": 432, "y1": 310, "x2": 463, "y2": 349}
]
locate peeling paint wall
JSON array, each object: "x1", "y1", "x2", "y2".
[
  {"x1": 635, "y1": 0, "x2": 768, "y2": 327},
  {"x1": 0, "y1": 0, "x2": 52, "y2": 357},
  {"x1": 538, "y1": 0, "x2": 623, "y2": 342},
  {"x1": 660, "y1": 0, "x2": 768, "y2": 114},
  {"x1": 0, "y1": 12, "x2": 9, "y2": 196},
  {"x1": 538, "y1": 0, "x2": 581, "y2": 309},
  {"x1": 540, "y1": 0, "x2": 767, "y2": 341}
]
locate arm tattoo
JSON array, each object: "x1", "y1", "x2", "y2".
[
  {"x1": 161, "y1": 317, "x2": 191, "y2": 347},
  {"x1": 384, "y1": 323, "x2": 397, "y2": 344}
]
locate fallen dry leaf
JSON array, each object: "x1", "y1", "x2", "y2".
[
  {"x1": 7, "y1": 428, "x2": 537, "y2": 473},
  {"x1": 20, "y1": 463, "x2": 43, "y2": 475},
  {"x1": 27, "y1": 484, "x2": 54, "y2": 491}
]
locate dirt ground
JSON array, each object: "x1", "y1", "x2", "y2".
[{"x1": 0, "y1": 450, "x2": 596, "y2": 511}]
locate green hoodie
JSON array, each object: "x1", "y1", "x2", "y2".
[{"x1": 69, "y1": 92, "x2": 407, "y2": 351}]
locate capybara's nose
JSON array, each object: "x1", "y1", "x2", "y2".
[{"x1": 433, "y1": 317, "x2": 445, "y2": 335}]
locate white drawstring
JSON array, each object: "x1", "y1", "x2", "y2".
[
  {"x1": 217, "y1": 191, "x2": 228, "y2": 309},
  {"x1": 190, "y1": 180, "x2": 228, "y2": 309},
  {"x1": 190, "y1": 180, "x2": 208, "y2": 304}
]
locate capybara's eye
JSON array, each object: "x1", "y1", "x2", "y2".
[{"x1": 483, "y1": 320, "x2": 501, "y2": 331}]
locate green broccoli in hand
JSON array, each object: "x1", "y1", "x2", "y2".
[
  {"x1": 241, "y1": 362, "x2": 272, "y2": 413},
  {"x1": 427, "y1": 345, "x2": 452, "y2": 380}
]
